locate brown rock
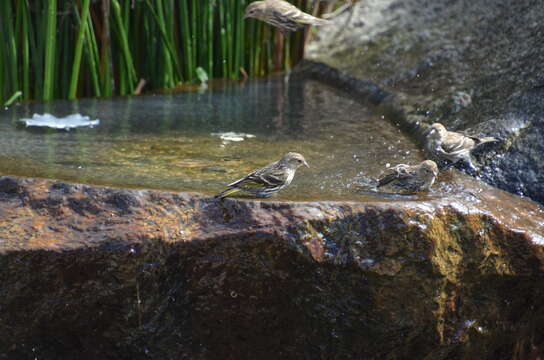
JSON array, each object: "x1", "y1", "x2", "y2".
[{"x1": 0, "y1": 175, "x2": 543, "y2": 359}]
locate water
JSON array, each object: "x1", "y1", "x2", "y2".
[{"x1": 0, "y1": 76, "x2": 425, "y2": 201}]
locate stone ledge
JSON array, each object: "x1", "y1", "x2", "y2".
[{"x1": 1, "y1": 175, "x2": 543, "y2": 359}]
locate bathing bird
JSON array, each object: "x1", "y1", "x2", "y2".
[
  {"x1": 244, "y1": 0, "x2": 332, "y2": 34},
  {"x1": 216, "y1": 152, "x2": 309, "y2": 199},
  {"x1": 377, "y1": 160, "x2": 439, "y2": 193},
  {"x1": 426, "y1": 123, "x2": 498, "y2": 171}
]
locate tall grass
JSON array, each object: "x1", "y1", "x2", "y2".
[{"x1": 0, "y1": 0, "x2": 318, "y2": 103}]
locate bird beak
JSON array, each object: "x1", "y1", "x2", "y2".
[
  {"x1": 303, "y1": 161, "x2": 310, "y2": 168},
  {"x1": 243, "y1": 14, "x2": 250, "y2": 19}
]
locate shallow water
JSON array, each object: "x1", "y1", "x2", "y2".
[{"x1": 0, "y1": 76, "x2": 426, "y2": 201}]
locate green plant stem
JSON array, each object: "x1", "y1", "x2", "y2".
[
  {"x1": 20, "y1": 0, "x2": 31, "y2": 99},
  {"x1": 179, "y1": 0, "x2": 193, "y2": 81},
  {"x1": 69, "y1": 0, "x2": 91, "y2": 99},
  {"x1": 3, "y1": 91, "x2": 22, "y2": 107},
  {"x1": 112, "y1": 0, "x2": 137, "y2": 90},
  {"x1": 0, "y1": 0, "x2": 313, "y2": 101},
  {"x1": 144, "y1": 0, "x2": 182, "y2": 81},
  {"x1": 43, "y1": 0, "x2": 57, "y2": 100},
  {"x1": 83, "y1": 9, "x2": 102, "y2": 97},
  {"x1": 3, "y1": 0, "x2": 19, "y2": 98}
]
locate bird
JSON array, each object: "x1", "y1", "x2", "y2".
[
  {"x1": 377, "y1": 160, "x2": 439, "y2": 193},
  {"x1": 244, "y1": 0, "x2": 332, "y2": 34},
  {"x1": 215, "y1": 152, "x2": 309, "y2": 199},
  {"x1": 426, "y1": 123, "x2": 498, "y2": 171}
]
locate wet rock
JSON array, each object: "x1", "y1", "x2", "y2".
[
  {"x1": 305, "y1": 0, "x2": 544, "y2": 204},
  {"x1": 0, "y1": 177, "x2": 21, "y2": 195},
  {"x1": 1, "y1": 175, "x2": 543, "y2": 359}
]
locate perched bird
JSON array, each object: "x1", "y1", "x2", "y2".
[
  {"x1": 244, "y1": 0, "x2": 332, "y2": 34},
  {"x1": 426, "y1": 123, "x2": 498, "y2": 171},
  {"x1": 216, "y1": 152, "x2": 309, "y2": 199},
  {"x1": 377, "y1": 160, "x2": 438, "y2": 193}
]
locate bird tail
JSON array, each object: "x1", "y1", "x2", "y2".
[
  {"x1": 377, "y1": 173, "x2": 398, "y2": 188},
  {"x1": 310, "y1": 17, "x2": 332, "y2": 26},
  {"x1": 479, "y1": 136, "x2": 499, "y2": 145},
  {"x1": 295, "y1": 13, "x2": 332, "y2": 26},
  {"x1": 215, "y1": 188, "x2": 241, "y2": 199},
  {"x1": 473, "y1": 136, "x2": 500, "y2": 153}
]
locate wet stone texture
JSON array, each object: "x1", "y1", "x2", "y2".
[
  {"x1": 1, "y1": 175, "x2": 544, "y2": 359},
  {"x1": 305, "y1": 0, "x2": 544, "y2": 204}
]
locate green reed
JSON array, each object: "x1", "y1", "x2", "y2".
[{"x1": 0, "y1": 0, "x2": 316, "y2": 103}]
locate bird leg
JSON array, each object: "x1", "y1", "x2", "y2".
[
  {"x1": 460, "y1": 156, "x2": 481, "y2": 177},
  {"x1": 331, "y1": 0, "x2": 356, "y2": 38},
  {"x1": 322, "y1": 0, "x2": 353, "y2": 19}
]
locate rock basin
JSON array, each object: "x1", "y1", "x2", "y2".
[
  {"x1": 1, "y1": 173, "x2": 543, "y2": 359},
  {"x1": 2, "y1": 3, "x2": 544, "y2": 356}
]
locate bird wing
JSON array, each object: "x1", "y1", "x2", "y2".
[
  {"x1": 377, "y1": 172, "x2": 399, "y2": 187},
  {"x1": 291, "y1": 11, "x2": 330, "y2": 25},
  {"x1": 268, "y1": 0, "x2": 301, "y2": 15},
  {"x1": 266, "y1": 0, "x2": 327, "y2": 30},
  {"x1": 469, "y1": 135, "x2": 498, "y2": 147},
  {"x1": 393, "y1": 164, "x2": 411, "y2": 174},
  {"x1": 440, "y1": 131, "x2": 465, "y2": 153},
  {"x1": 250, "y1": 165, "x2": 289, "y2": 186},
  {"x1": 443, "y1": 139, "x2": 473, "y2": 158},
  {"x1": 272, "y1": 2, "x2": 330, "y2": 25},
  {"x1": 268, "y1": 8, "x2": 306, "y2": 32},
  {"x1": 227, "y1": 169, "x2": 261, "y2": 188},
  {"x1": 377, "y1": 164, "x2": 412, "y2": 187},
  {"x1": 227, "y1": 161, "x2": 287, "y2": 188}
]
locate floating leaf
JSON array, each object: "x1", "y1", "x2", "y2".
[{"x1": 196, "y1": 67, "x2": 209, "y2": 83}]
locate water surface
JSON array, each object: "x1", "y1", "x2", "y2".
[{"x1": 0, "y1": 76, "x2": 425, "y2": 201}]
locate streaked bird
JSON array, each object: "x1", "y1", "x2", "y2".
[
  {"x1": 377, "y1": 160, "x2": 438, "y2": 193},
  {"x1": 244, "y1": 0, "x2": 332, "y2": 34},
  {"x1": 426, "y1": 123, "x2": 498, "y2": 170},
  {"x1": 215, "y1": 152, "x2": 309, "y2": 199}
]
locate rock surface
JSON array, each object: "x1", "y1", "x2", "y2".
[
  {"x1": 1, "y1": 175, "x2": 543, "y2": 359},
  {"x1": 306, "y1": 0, "x2": 544, "y2": 204}
]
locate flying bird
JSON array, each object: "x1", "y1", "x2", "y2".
[
  {"x1": 377, "y1": 160, "x2": 439, "y2": 193},
  {"x1": 426, "y1": 123, "x2": 498, "y2": 171},
  {"x1": 244, "y1": 0, "x2": 332, "y2": 34},
  {"x1": 216, "y1": 152, "x2": 309, "y2": 199}
]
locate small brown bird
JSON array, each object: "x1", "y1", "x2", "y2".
[
  {"x1": 244, "y1": 0, "x2": 332, "y2": 34},
  {"x1": 377, "y1": 160, "x2": 439, "y2": 193},
  {"x1": 216, "y1": 152, "x2": 309, "y2": 199},
  {"x1": 426, "y1": 123, "x2": 498, "y2": 170}
]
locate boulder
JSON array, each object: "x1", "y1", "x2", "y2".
[
  {"x1": 305, "y1": 0, "x2": 544, "y2": 204},
  {"x1": 1, "y1": 175, "x2": 543, "y2": 359}
]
